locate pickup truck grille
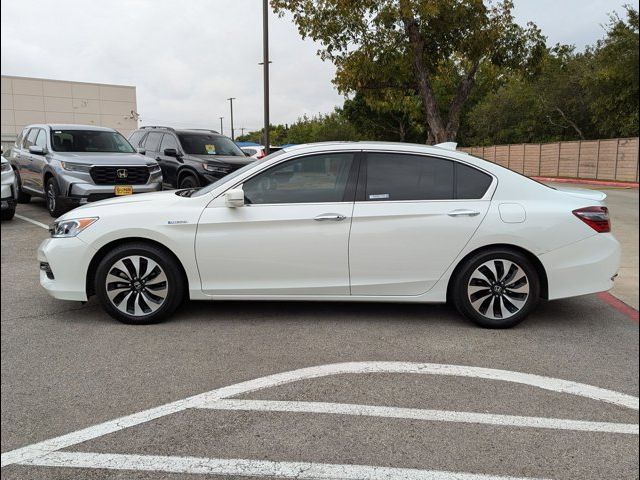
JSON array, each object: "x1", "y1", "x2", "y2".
[{"x1": 90, "y1": 166, "x2": 150, "y2": 185}]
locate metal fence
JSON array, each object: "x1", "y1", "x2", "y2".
[{"x1": 459, "y1": 137, "x2": 639, "y2": 183}]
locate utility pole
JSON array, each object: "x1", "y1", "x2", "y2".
[
  {"x1": 239, "y1": 127, "x2": 246, "y2": 137},
  {"x1": 262, "y1": 0, "x2": 270, "y2": 154},
  {"x1": 227, "y1": 97, "x2": 236, "y2": 140},
  {"x1": 219, "y1": 116, "x2": 224, "y2": 135}
]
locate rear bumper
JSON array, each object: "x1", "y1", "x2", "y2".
[
  {"x1": 540, "y1": 233, "x2": 621, "y2": 300},
  {"x1": 38, "y1": 237, "x2": 96, "y2": 301}
]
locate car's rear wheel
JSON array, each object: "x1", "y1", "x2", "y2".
[
  {"x1": 1, "y1": 204, "x2": 15, "y2": 220},
  {"x1": 452, "y1": 249, "x2": 540, "y2": 328},
  {"x1": 178, "y1": 173, "x2": 199, "y2": 189},
  {"x1": 95, "y1": 243, "x2": 184, "y2": 324},
  {"x1": 15, "y1": 170, "x2": 31, "y2": 204},
  {"x1": 46, "y1": 177, "x2": 66, "y2": 217}
]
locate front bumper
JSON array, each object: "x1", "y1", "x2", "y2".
[
  {"x1": 38, "y1": 237, "x2": 96, "y2": 301},
  {"x1": 62, "y1": 182, "x2": 163, "y2": 206},
  {"x1": 539, "y1": 233, "x2": 621, "y2": 300}
]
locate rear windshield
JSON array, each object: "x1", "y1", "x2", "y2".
[
  {"x1": 178, "y1": 133, "x2": 245, "y2": 156},
  {"x1": 51, "y1": 130, "x2": 135, "y2": 153}
]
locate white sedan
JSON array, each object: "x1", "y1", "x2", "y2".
[{"x1": 37, "y1": 142, "x2": 620, "y2": 328}]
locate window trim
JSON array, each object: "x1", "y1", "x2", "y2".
[
  {"x1": 235, "y1": 151, "x2": 363, "y2": 206},
  {"x1": 357, "y1": 151, "x2": 496, "y2": 203}
]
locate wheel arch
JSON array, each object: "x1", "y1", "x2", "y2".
[
  {"x1": 447, "y1": 243, "x2": 549, "y2": 301},
  {"x1": 85, "y1": 237, "x2": 189, "y2": 298},
  {"x1": 177, "y1": 166, "x2": 200, "y2": 186}
]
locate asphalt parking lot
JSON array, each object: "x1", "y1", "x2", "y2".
[{"x1": 1, "y1": 187, "x2": 638, "y2": 480}]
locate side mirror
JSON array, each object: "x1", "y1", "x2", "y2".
[
  {"x1": 225, "y1": 187, "x2": 245, "y2": 208},
  {"x1": 164, "y1": 148, "x2": 179, "y2": 157},
  {"x1": 136, "y1": 148, "x2": 146, "y2": 155},
  {"x1": 29, "y1": 145, "x2": 46, "y2": 155}
]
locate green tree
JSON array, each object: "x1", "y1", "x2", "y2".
[
  {"x1": 582, "y1": 5, "x2": 639, "y2": 137},
  {"x1": 271, "y1": 0, "x2": 545, "y2": 143}
]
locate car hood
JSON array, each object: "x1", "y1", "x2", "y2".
[
  {"x1": 555, "y1": 186, "x2": 607, "y2": 202},
  {"x1": 189, "y1": 154, "x2": 254, "y2": 166},
  {"x1": 52, "y1": 152, "x2": 150, "y2": 166}
]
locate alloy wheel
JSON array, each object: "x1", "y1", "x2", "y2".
[
  {"x1": 105, "y1": 255, "x2": 169, "y2": 317},
  {"x1": 467, "y1": 259, "x2": 530, "y2": 320}
]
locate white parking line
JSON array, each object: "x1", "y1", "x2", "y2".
[
  {"x1": 2, "y1": 361, "x2": 638, "y2": 477},
  {"x1": 197, "y1": 399, "x2": 639, "y2": 435},
  {"x1": 23, "y1": 451, "x2": 548, "y2": 480},
  {"x1": 14, "y1": 214, "x2": 49, "y2": 230}
]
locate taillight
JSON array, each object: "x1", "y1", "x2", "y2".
[
  {"x1": 572, "y1": 206, "x2": 611, "y2": 233},
  {"x1": 257, "y1": 151, "x2": 265, "y2": 159}
]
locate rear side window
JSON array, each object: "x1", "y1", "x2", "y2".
[
  {"x1": 455, "y1": 162, "x2": 493, "y2": 199},
  {"x1": 143, "y1": 132, "x2": 163, "y2": 152},
  {"x1": 365, "y1": 153, "x2": 454, "y2": 201},
  {"x1": 128, "y1": 131, "x2": 146, "y2": 148}
]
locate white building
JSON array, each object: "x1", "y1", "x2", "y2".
[{"x1": 1, "y1": 75, "x2": 138, "y2": 152}]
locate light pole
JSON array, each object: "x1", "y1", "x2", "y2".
[
  {"x1": 219, "y1": 116, "x2": 224, "y2": 135},
  {"x1": 227, "y1": 97, "x2": 236, "y2": 141},
  {"x1": 262, "y1": 0, "x2": 270, "y2": 154}
]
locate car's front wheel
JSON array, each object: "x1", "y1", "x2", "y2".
[
  {"x1": 452, "y1": 249, "x2": 540, "y2": 328},
  {"x1": 95, "y1": 243, "x2": 185, "y2": 324},
  {"x1": 46, "y1": 177, "x2": 67, "y2": 217}
]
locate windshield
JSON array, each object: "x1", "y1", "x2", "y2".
[
  {"x1": 178, "y1": 133, "x2": 245, "y2": 156},
  {"x1": 51, "y1": 130, "x2": 135, "y2": 153},
  {"x1": 192, "y1": 149, "x2": 287, "y2": 198}
]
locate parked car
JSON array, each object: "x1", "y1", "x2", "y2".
[
  {"x1": 8, "y1": 124, "x2": 162, "y2": 217},
  {"x1": 37, "y1": 142, "x2": 620, "y2": 328},
  {"x1": 1, "y1": 155, "x2": 17, "y2": 220},
  {"x1": 129, "y1": 126, "x2": 255, "y2": 189},
  {"x1": 240, "y1": 145, "x2": 283, "y2": 159}
]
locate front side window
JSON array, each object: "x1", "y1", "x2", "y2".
[
  {"x1": 178, "y1": 133, "x2": 244, "y2": 156},
  {"x1": 24, "y1": 129, "x2": 38, "y2": 149},
  {"x1": 35, "y1": 129, "x2": 47, "y2": 148},
  {"x1": 365, "y1": 153, "x2": 454, "y2": 201},
  {"x1": 243, "y1": 153, "x2": 355, "y2": 204},
  {"x1": 160, "y1": 133, "x2": 180, "y2": 153},
  {"x1": 51, "y1": 130, "x2": 135, "y2": 153}
]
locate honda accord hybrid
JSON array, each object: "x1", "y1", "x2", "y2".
[{"x1": 38, "y1": 142, "x2": 620, "y2": 328}]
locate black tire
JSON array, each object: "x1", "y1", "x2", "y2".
[
  {"x1": 451, "y1": 248, "x2": 540, "y2": 328},
  {"x1": 1, "y1": 205, "x2": 15, "y2": 220},
  {"x1": 45, "y1": 177, "x2": 67, "y2": 217},
  {"x1": 15, "y1": 171, "x2": 31, "y2": 204},
  {"x1": 178, "y1": 173, "x2": 199, "y2": 189},
  {"x1": 95, "y1": 242, "x2": 185, "y2": 325}
]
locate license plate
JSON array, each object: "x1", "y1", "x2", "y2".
[{"x1": 114, "y1": 185, "x2": 133, "y2": 196}]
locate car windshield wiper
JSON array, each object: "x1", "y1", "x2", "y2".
[{"x1": 175, "y1": 188, "x2": 200, "y2": 198}]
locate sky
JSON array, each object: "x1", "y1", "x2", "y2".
[{"x1": 0, "y1": 0, "x2": 631, "y2": 135}]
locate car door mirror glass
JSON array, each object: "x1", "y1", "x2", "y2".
[
  {"x1": 225, "y1": 187, "x2": 245, "y2": 207},
  {"x1": 136, "y1": 148, "x2": 146, "y2": 155},
  {"x1": 164, "y1": 148, "x2": 179, "y2": 157}
]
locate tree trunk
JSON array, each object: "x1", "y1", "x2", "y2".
[{"x1": 400, "y1": 6, "x2": 448, "y2": 144}]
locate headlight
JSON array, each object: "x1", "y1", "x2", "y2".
[
  {"x1": 148, "y1": 163, "x2": 161, "y2": 174},
  {"x1": 60, "y1": 161, "x2": 91, "y2": 173},
  {"x1": 50, "y1": 217, "x2": 98, "y2": 238},
  {"x1": 203, "y1": 163, "x2": 230, "y2": 174},
  {"x1": 1, "y1": 162, "x2": 10, "y2": 172}
]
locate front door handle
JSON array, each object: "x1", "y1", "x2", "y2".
[
  {"x1": 314, "y1": 213, "x2": 346, "y2": 221},
  {"x1": 448, "y1": 209, "x2": 480, "y2": 217}
]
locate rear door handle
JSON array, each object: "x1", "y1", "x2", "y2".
[
  {"x1": 448, "y1": 209, "x2": 480, "y2": 217},
  {"x1": 314, "y1": 213, "x2": 346, "y2": 221}
]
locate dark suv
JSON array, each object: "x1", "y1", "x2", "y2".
[{"x1": 129, "y1": 126, "x2": 255, "y2": 189}]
